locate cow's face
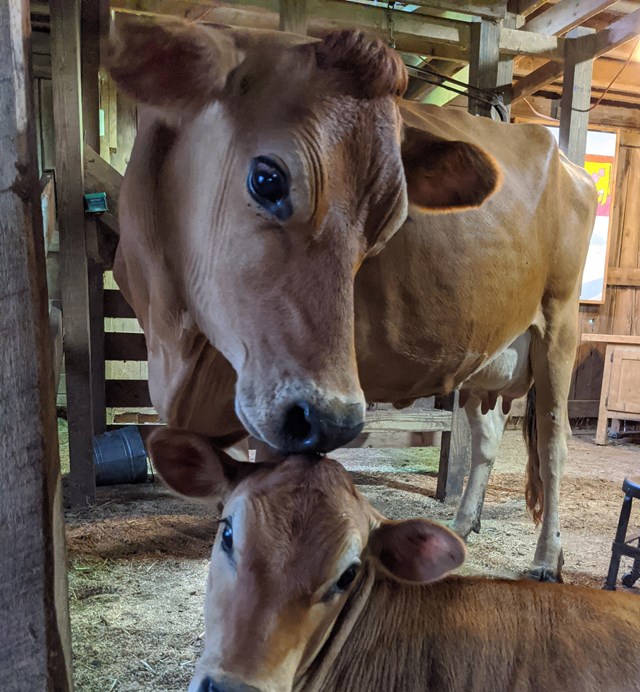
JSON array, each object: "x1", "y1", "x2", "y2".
[
  {"x1": 149, "y1": 429, "x2": 466, "y2": 692},
  {"x1": 110, "y1": 18, "x2": 500, "y2": 454}
]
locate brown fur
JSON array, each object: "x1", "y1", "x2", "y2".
[
  {"x1": 313, "y1": 573, "x2": 640, "y2": 692},
  {"x1": 150, "y1": 437, "x2": 640, "y2": 692},
  {"x1": 314, "y1": 30, "x2": 408, "y2": 99}
]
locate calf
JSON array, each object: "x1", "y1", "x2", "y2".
[{"x1": 150, "y1": 428, "x2": 640, "y2": 692}]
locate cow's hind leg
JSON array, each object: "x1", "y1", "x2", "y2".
[
  {"x1": 527, "y1": 303, "x2": 577, "y2": 582},
  {"x1": 452, "y1": 394, "x2": 509, "y2": 539}
]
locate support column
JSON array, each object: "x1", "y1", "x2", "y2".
[
  {"x1": 559, "y1": 27, "x2": 595, "y2": 166},
  {"x1": 83, "y1": 0, "x2": 107, "y2": 437},
  {"x1": 435, "y1": 393, "x2": 472, "y2": 504},
  {"x1": 51, "y1": 0, "x2": 96, "y2": 505},
  {"x1": 0, "y1": 1, "x2": 73, "y2": 686},
  {"x1": 279, "y1": 0, "x2": 307, "y2": 34},
  {"x1": 468, "y1": 19, "x2": 501, "y2": 117}
]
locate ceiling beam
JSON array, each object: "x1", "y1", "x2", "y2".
[
  {"x1": 591, "y1": 7, "x2": 640, "y2": 57},
  {"x1": 512, "y1": 59, "x2": 563, "y2": 101},
  {"x1": 110, "y1": 1, "x2": 471, "y2": 61},
  {"x1": 523, "y1": 0, "x2": 618, "y2": 36},
  {"x1": 507, "y1": 0, "x2": 547, "y2": 16},
  {"x1": 387, "y1": 0, "x2": 507, "y2": 20},
  {"x1": 500, "y1": 26, "x2": 564, "y2": 58}
]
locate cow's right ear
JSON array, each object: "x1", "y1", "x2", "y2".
[
  {"x1": 147, "y1": 428, "x2": 250, "y2": 504},
  {"x1": 107, "y1": 16, "x2": 244, "y2": 112}
]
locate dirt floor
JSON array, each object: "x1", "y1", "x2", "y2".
[{"x1": 61, "y1": 423, "x2": 640, "y2": 691}]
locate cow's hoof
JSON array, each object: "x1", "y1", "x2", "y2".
[
  {"x1": 449, "y1": 521, "x2": 470, "y2": 541},
  {"x1": 471, "y1": 518, "x2": 481, "y2": 534},
  {"x1": 526, "y1": 567, "x2": 563, "y2": 583}
]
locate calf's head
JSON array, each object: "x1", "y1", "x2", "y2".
[
  {"x1": 110, "y1": 18, "x2": 501, "y2": 454},
  {"x1": 149, "y1": 429, "x2": 466, "y2": 692}
]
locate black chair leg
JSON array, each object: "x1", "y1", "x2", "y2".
[{"x1": 604, "y1": 494, "x2": 633, "y2": 590}]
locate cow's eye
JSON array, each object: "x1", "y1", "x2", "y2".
[
  {"x1": 247, "y1": 156, "x2": 292, "y2": 221},
  {"x1": 335, "y1": 563, "x2": 359, "y2": 592},
  {"x1": 220, "y1": 519, "x2": 233, "y2": 554}
]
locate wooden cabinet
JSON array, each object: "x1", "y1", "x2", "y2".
[{"x1": 582, "y1": 335, "x2": 640, "y2": 444}]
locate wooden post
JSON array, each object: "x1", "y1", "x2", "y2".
[
  {"x1": 279, "y1": 0, "x2": 307, "y2": 35},
  {"x1": 559, "y1": 27, "x2": 595, "y2": 166},
  {"x1": 83, "y1": 0, "x2": 107, "y2": 437},
  {"x1": 497, "y1": 12, "x2": 516, "y2": 117},
  {"x1": 51, "y1": 0, "x2": 96, "y2": 505},
  {"x1": 435, "y1": 392, "x2": 471, "y2": 504},
  {"x1": 468, "y1": 19, "x2": 501, "y2": 117},
  {"x1": 0, "y1": 1, "x2": 73, "y2": 687}
]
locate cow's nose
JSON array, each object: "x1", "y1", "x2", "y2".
[{"x1": 279, "y1": 400, "x2": 364, "y2": 454}]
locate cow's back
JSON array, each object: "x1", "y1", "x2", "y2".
[
  {"x1": 317, "y1": 575, "x2": 640, "y2": 692},
  {"x1": 354, "y1": 103, "x2": 597, "y2": 401}
]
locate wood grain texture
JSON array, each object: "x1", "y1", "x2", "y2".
[
  {"x1": 52, "y1": 0, "x2": 96, "y2": 505},
  {"x1": 0, "y1": 2, "x2": 73, "y2": 686}
]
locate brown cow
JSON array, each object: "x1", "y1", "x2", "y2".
[
  {"x1": 149, "y1": 428, "x2": 640, "y2": 692},
  {"x1": 107, "y1": 18, "x2": 597, "y2": 580}
]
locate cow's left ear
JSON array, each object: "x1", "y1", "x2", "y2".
[
  {"x1": 368, "y1": 518, "x2": 466, "y2": 583},
  {"x1": 402, "y1": 126, "x2": 502, "y2": 212}
]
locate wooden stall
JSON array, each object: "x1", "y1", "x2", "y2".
[{"x1": 1, "y1": 1, "x2": 72, "y2": 687}]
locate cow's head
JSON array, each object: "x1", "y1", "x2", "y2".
[
  {"x1": 149, "y1": 428, "x2": 466, "y2": 692},
  {"x1": 110, "y1": 18, "x2": 501, "y2": 454}
]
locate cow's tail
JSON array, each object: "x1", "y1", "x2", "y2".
[{"x1": 523, "y1": 384, "x2": 543, "y2": 526}]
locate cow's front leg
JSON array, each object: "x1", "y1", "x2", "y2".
[
  {"x1": 527, "y1": 303, "x2": 576, "y2": 583},
  {"x1": 452, "y1": 395, "x2": 508, "y2": 538}
]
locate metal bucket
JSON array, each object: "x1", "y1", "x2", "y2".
[{"x1": 93, "y1": 426, "x2": 149, "y2": 486}]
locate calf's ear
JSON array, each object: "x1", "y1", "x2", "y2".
[
  {"x1": 402, "y1": 126, "x2": 501, "y2": 212},
  {"x1": 368, "y1": 518, "x2": 465, "y2": 583},
  {"x1": 147, "y1": 428, "x2": 252, "y2": 504},
  {"x1": 107, "y1": 15, "x2": 244, "y2": 112}
]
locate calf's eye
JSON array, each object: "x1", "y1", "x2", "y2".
[
  {"x1": 221, "y1": 519, "x2": 233, "y2": 554},
  {"x1": 335, "y1": 564, "x2": 359, "y2": 592}
]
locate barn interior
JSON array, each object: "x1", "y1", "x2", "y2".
[{"x1": 3, "y1": 1, "x2": 640, "y2": 690}]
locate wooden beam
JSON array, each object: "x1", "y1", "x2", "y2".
[
  {"x1": 235, "y1": 0, "x2": 470, "y2": 46},
  {"x1": 499, "y1": 27, "x2": 565, "y2": 58},
  {"x1": 51, "y1": 0, "x2": 96, "y2": 506},
  {"x1": 512, "y1": 59, "x2": 563, "y2": 102},
  {"x1": 83, "y1": 0, "x2": 107, "y2": 439},
  {"x1": 112, "y1": 0, "x2": 469, "y2": 56},
  {"x1": 498, "y1": 12, "x2": 517, "y2": 113},
  {"x1": 280, "y1": 0, "x2": 307, "y2": 34},
  {"x1": 509, "y1": 0, "x2": 547, "y2": 16},
  {"x1": 104, "y1": 289, "x2": 136, "y2": 318},
  {"x1": 559, "y1": 26, "x2": 595, "y2": 165},
  {"x1": 0, "y1": 1, "x2": 73, "y2": 686},
  {"x1": 523, "y1": 0, "x2": 618, "y2": 37},
  {"x1": 469, "y1": 19, "x2": 501, "y2": 117},
  {"x1": 84, "y1": 144, "x2": 123, "y2": 216},
  {"x1": 512, "y1": 93, "x2": 640, "y2": 130},
  {"x1": 607, "y1": 267, "x2": 640, "y2": 287},
  {"x1": 435, "y1": 392, "x2": 471, "y2": 504},
  {"x1": 592, "y1": 7, "x2": 640, "y2": 57}
]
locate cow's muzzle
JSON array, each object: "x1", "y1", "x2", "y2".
[{"x1": 277, "y1": 399, "x2": 364, "y2": 454}]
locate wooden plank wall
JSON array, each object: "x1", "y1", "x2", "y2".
[{"x1": 572, "y1": 129, "x2": 640, "y2": 405}]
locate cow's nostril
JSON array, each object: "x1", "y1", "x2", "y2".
[{"x1": 283, "y1": 402, "x2": 317, "y2": 447}]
